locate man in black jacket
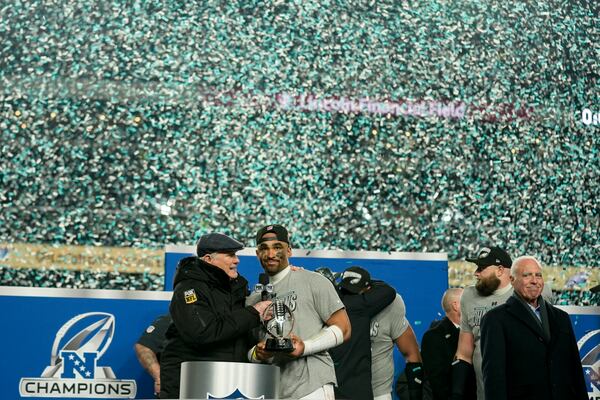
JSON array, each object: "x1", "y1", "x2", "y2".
[
  {"x1": 159, "y1": 233, "x2": 272, "y2": 399},
  {"x1": 480, "y1": 256, "x2": 588, "y2": 400}
]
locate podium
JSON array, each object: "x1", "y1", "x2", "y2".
[{"x1": 180, "y1": 361, "x2": 280, "y2": 399}]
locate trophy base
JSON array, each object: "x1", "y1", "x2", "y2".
[{"x1": 264, "y1": 338, "x2": 294, "y2": 352}]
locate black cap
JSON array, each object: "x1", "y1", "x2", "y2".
[
  {"x1": 339, "y1": 266, "x2": 371, "y2": 294},
  {"x1": 256, "y1": 224, "x2": 289, "y2": 245},
  {"x1": 466, "y1": 246, "x2": 512, "y2": 269},
  {"x1": 196, "y1": 233, "x2": 244, "y2": 257}
]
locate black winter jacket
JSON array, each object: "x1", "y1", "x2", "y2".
[{"x1": 159, "y1": 256, "x2": 261, "y2": 399}]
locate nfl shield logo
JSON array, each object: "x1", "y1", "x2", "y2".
[{"x1": 207, "y1": 389, "x2": 264, "y2": 399}]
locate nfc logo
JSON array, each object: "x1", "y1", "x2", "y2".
[
  {"x1": 60, "y1": 351, "x2": 97, "y2": 379},
  {"x1": 20, "y1": 312, "x2": 137, "y2": 398}
]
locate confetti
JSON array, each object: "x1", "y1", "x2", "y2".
[{"x1": 0, "y1": 1, "x2": 597, "y2": 304}]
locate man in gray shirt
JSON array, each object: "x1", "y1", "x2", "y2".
[
  {"x1": 370, "y1": 292, "x2": 422, "y2": 400},
  {"x1": 246, "y1": 224, "x2": 351, "y2": 400}
]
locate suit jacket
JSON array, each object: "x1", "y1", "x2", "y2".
[
  {"x1": 480, "y1": 295, "x2": 588, "y2": 400},
  {"x1": 422, "y1": 317, "x2": 476, "y2": 400}
]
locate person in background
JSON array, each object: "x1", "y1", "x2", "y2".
[
  {"x1": 451, "y1": 246, "x2": 514, "y2": 400},
  {"x1": 480, "y1": 256, "x2": 587, "y2": 400},
  {"x1": 421, "y1": 288, "x2": 475, "y2": 400},
  {"x1": 247, "y1": 224, "x2": 351, "y2": 400},
  {"x1": 134, "y1": 313, "x2": 172, "y2": 397},
  {"x1": 370, "y1": 283, "x2": 422, "y2": 400},
  {"x1": 329, "y1": 266, "x2": 396, "y2": 400},
  {"x1": 159, "y1": 233, "x2": 272, "y2": 399}
]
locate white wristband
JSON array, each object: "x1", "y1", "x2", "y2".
[{"x1": 302, "y1": 325, "x2": 344, "y2": 356}]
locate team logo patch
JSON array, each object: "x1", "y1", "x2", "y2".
[
  {"x1": 341, "y1": 270, "x2": 362, "y2": 284},
  {"x1": 184, "y1": 289, "x2": 198, "y2": 304},
  {"x1": 478, "y1": 247, "x2": 491, "y2": 258}
]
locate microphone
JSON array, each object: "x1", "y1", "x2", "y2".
[
  {"x1": 259, "y1": 273, "x2": 275, "y2": 301},
  {"x1": 273, "y1": 299, "x2": 287, "y2": 336}
]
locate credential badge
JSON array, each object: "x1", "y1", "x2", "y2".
[{"x1": 184, "y1": 289, "x2": 198, "y2": 304}]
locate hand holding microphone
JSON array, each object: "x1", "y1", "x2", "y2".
[{"x1": 254, "y1": 273, "x2": 275, "y2": 320}]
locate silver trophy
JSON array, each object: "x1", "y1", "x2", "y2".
[
  {"x1": 255, "y1": 273, "x2": 295, "y2": 352},
  {"x1": 262, "y1": 298, "x2": 295, "y2": 352}
]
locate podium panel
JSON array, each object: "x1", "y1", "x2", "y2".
[{"x1": 180, "y1": 361, "x2": 280, "y2": 399}]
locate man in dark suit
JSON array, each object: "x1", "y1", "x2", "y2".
[
  {"x1": 422, "y1": 288, "x2": 476, "y2": 400},
  {"x1": 480, "y1": 256, "x2": 588, "y2": 400}
]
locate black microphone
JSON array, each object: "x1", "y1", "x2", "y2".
[
  {"x1": 259, "y1": 273, "x2": 274, "y2": 301},
  {"x1": 273, "y1": 299, "x2": 287, "y2": 336}
]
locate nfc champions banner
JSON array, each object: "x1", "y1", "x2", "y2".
[{"x1": 0, "y1": 287, "x2": 170, "y2": 400}]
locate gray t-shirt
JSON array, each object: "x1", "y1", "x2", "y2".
[
  {"x1": 247, "y1": 267, "x2": 344, "y2": 399},
  {"x1": 460, "y1": 284, "x2": 513, "y2": 400},
  {"x1": 460, "y1": 283, "x2": 553, "y2": 400},
  {"x1": 370, "y1": 294, "x2": 409, "y2": 397}
]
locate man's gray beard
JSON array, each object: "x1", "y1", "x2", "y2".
[{"x1": 476, "y1": 275, "x2": 501, "y2": 296}]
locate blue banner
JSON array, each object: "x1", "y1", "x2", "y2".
[
  {"x1": 564, "y1": 307, "x2": 600, "y2": 397},
  {"x1": 1, "y1": 287, "x2": 170, "y2": 400}
]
